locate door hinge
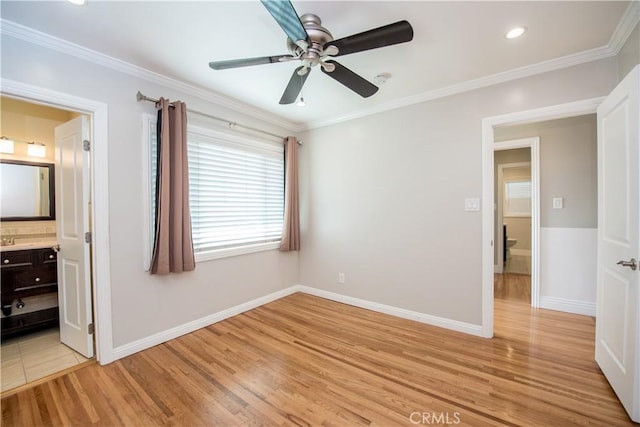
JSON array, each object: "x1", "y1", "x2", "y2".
[
  {"x1": 85, "y1": 232, "x2": 92, "y2": 244},
  {"x1": 83, "y1": 140, "x2": 91, "y2": 151},
  {"x1": 88, "y1": 323, "x2": 94, "y2": 334}
]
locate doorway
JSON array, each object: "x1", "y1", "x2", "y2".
[
  {"x1": 494, "y1": 145, "x2": 535, "y2": 305},
  {"x1": 1, "y1": 79, "x2": 113, "y2": 369},
  {"x1": 0, "y1": 98, "x2": 93, "y2": 392},
  {"x1": 492, "y1": 138, "x2": 540, "y2": 310},
  {"x1": 481, "y1": 98, "x2": 603, "y2": 337}
]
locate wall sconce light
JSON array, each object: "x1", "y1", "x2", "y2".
[
  {"x1": 27, "y1": 142, "x2": 47, "y2": 158},
  {"x1": 0, "y1": 137, "x2": 15, "y2": 154}
]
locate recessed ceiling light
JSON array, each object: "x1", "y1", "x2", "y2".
[
  {"x1": 505, "y1": 26, "x2": 527, "y2": 39},
  {"x1": 67, "y1": 0, "x2": 86, "y2": 5}
]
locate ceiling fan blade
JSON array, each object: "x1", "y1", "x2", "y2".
[
  {"x1": 261, "y1": 0, "x2": 309, "y2": 49},
  {"x1": 321, "y1": 60, "x2": 378, "y2": 98},
  {"x1": 209, "y1": 55, "x2": 294, "y2": 70},
  {"x1": 324, "y1": 20, "x2": 413, "y2": 57},
  {"x1": 280, "y1": 66, "x2": 310, "y2": 104}
]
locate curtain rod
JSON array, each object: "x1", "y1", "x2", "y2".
[{"x1": 136, "y1": 91, "x2": 300, "y2": 144}]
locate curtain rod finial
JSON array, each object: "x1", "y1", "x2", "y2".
[{"x1": 136, "y1": 91, "x2": 144, "y2": 102}]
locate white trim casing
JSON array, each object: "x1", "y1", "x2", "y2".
[
  {"x1": 1, "y1": 78, "x2": 114, "y2": 364},
  {"x1": 111, "y1": 286, "x2": 300, "y2": 360},
  {"x1": 2, "y1": 0, "x2": 637, "y2": 132},
  {"x1": 481, "y1": 97, "x2": 604, "y2": 338},
  {"x1": 539, "y1": 296, "x2": 596, "y2": 317},
  {"x1": 111, "y1": 285, "x2": 485, "y2": 362},
  {"x1": 297, "y1": 286, "x2": 484, "y2": 337},
  {"x1": 0, "y1": 20, "x2": 300, "y2": 133}
]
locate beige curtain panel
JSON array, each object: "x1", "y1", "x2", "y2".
[
  {"x1": 280, "y1": 136, "x2": 300, "y2": 251},
  {"x1": 151, "y1": 98, "x2": 196, "y2": 274}
]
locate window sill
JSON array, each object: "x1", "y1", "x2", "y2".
[{"x1": 195, "y1": 241, "x2": 281, "y2": 262}]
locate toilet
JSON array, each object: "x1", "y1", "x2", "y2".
[{"x1": 506, "y1": 237, "x2": 517, "y2": 257}]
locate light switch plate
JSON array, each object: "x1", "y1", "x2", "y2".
[
  {"x1": 465, "y1": 198, "x2": 480, "y2": 212},
  {"x1": 553, "y1": 197, "x2": 563, "y2": 209}
]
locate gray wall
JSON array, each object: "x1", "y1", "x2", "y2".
[
  {"x1": 1, "y1": 35, "x2": 299, "y2": 348},
  {"x1": 618, "y1": 22, "x2": 639, "y2": 82},
  {"x1": 495, "y1": 114, "x2": 597, "y2": 229},
  {"x1": 2, "y1": 17, "x2": 627, "y2": 347},
  {"x1": 299, "y1": 59, "x2": 618, "y2": 326}
]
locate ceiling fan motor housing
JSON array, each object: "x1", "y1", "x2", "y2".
[{"x1": 287, "y1": 14, "x2": 334, "y2": 69}]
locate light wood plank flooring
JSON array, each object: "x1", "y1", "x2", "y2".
[
  {"x1": 494, "y1": 272, "x2": 531, "y2": 303},
  {"x1": 1, "y1": 292, "x2": 633, "y2": 426}
]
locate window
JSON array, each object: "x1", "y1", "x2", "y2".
[
  {"x1": 503, "y1": 179, "x2": 531, "y2": 217},
  {"x1": 143, "y1": 115, "x2": 284, "y2": 264}
]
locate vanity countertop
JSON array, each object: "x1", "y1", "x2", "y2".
[{"x1": 0, "y1": 240, "x2": 58, "y2": 252}]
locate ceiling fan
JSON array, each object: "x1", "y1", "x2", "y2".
[{"x1": 209, "y1": 0, "x2": 414, "y2": 105}]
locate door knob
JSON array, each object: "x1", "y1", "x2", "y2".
[{"x1": 616, "y1": 258, "x2": 637, "y2": 271}]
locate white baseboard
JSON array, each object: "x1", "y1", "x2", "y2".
[
  {"x1": 111, "y1": 284, "x2": 485, "y2": 362},
  {"x1": 110, "y1": 286, "x2": 299, "y2": 361},
  {"x1": 296, "y1": 286, "x2": 484, "y2": 337},
  {"x1": 539, "y1": 296, "x2": 595, "y2": 317},
  {"x1": 494, "y1": 264, "x2": 503, "y2": 274}
]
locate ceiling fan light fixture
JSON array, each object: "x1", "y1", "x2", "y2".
[
  {"x1": 505, "y1": 26, "x2": 527, "y2": 39},
  {"x1": 296, "y1": 96, "x2": 306, "y2": 107},
  {"x1": 373, "y1": 73, "x2": 392, "y2": 85}
]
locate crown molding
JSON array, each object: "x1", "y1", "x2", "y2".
[
  {"x1": 608, "y1": 1, "x2": 640, "y2": 54},
  {"x1": 304, "y1": 44, "x2": 616, "y2": 130},
  {"x1": 0, "y1": 19, "x2": 303, "y2": 133},
  {"x1": 2, "y1": 3, "x2": 636, "y2": 134},
  {"x1": 305, "y1": 2, "x2": 638, "y2": 130}
]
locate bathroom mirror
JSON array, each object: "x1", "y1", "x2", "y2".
[{"x1": 0, "y1": 159, "x2": 55, "y2": 221}]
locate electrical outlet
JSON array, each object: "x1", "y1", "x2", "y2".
[{"x1": 338, "y1": 273, "x2": 345, "y2": 284}]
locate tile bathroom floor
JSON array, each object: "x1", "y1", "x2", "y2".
[
  {"x1": 504, "y1": 254, "x2": 531, "y2": 275},
  {"x1": 1, "y1": 327, "x2": 90, "y2": 393}
]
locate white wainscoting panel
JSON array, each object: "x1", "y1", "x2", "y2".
[{"x1": 539, "y1": 227, "x2": 597, "y2": 316}]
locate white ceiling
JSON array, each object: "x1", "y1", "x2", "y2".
[{"x1": 0, "y1": 1, "x2": 634, "y2": 129}]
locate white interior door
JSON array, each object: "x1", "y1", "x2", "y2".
[
  {"x1": 55, "y1": 115, "x2": 94, "y2": 358},
  {"x1": 595, "y1": 65, "x2": 639, "y2": 422}
]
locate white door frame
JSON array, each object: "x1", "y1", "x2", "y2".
[
  {"x1": 481, "y1": 97, "x2": 604, "y2": 338},
  {"x1": 495, "y1": 143, "x2": 539, "y2": 308},
  {"x1": 1, "y1": 78, "x2": 114, "y2": 364}
]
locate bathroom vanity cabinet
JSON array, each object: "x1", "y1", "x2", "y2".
[{"x1": 1, "y1": 247, "x2": 59, "y2": 340}]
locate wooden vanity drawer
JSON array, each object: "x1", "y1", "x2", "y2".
[
  {"x1": 1, "y1": 251, "x2": 34, "y2": 268},
  {"x1": 14, "y1": 268, "x2": 57, "y2": 291},
  {"x1": 0, "y1": 247, "x2": 59, "y2": 339},
  {"x1": 41, "y1": 249, "x2": 58, "y2": 264}
]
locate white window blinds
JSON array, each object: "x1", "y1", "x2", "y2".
[
  {"x1": 187, "y1": 130, "x2": 284, "y2": 253},
  {"x1": 504, "y1": 180, "x2": 531, "y2": 217}
]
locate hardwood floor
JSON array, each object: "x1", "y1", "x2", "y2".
[
  {"x1": 1, "y1": 292, "x2": 633, "y2": 426},
  {"x1": 494, "y1": 272, "x2": 531, "y2": 302}
]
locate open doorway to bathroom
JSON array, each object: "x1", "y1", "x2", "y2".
[
  {"x1": 0, "y1": 97, "x2": 94, "y2": 393},
  {"x1": 493, "y1": 143, "x2": 536, "y2": 304},
  {"x1": 500, "y1": 160, "x2": 532, "y2": 275}
]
